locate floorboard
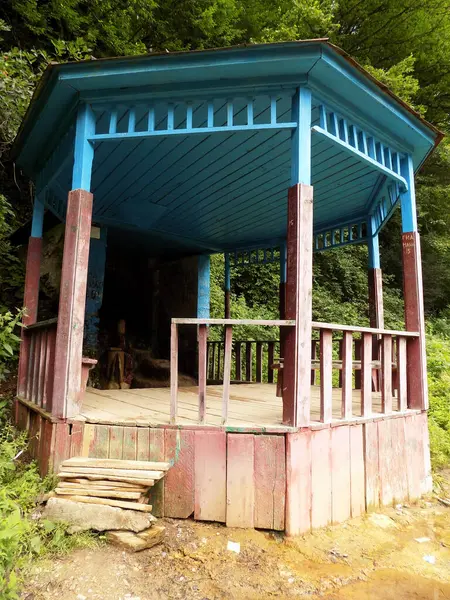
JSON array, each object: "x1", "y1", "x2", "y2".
[{"x1": 79, "y1": 384, "x2": 396, "y2": 428}]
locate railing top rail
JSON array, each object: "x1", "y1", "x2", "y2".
[
  {"x1": 25, "y1": 317, "x2": 58, "y2": 331},
  {"x1": 311, "y1": 321, "x2": 419, "y2": 337},
  {"x1": 172, "y1": 318, "x2": 295, "y2": 326}
]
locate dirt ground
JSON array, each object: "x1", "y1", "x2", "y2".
[{"x1": 21, "y1": 475, "x2": 450, "y2": 600}]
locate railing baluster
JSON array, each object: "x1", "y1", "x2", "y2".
[
  {"x1": 320, "y1": 329, "x2": 333, "y2": 423},
  {"x1": 256, "y1": 342, "x2": 263, "y2": 382},
  {"x1": 354, "y1": 339, "x2": 361, "y2": 389},
  {"x1": 170, "y1": 323, "x2": 178, "y2": 424},
  {"x1": 311, "y1": 339, "x2": 317, "y2": 385},
  {"x1": 235, "y1": 342, "x2": 242, "y2": 381},
  {"x1": 381, "y1": 334, "x2": 393, "y2": 414},
  {"x1": 38, "y1": 330, "x2": 47, "y2": 407},
  {"x1": 245, "y1": 341, "x2": 253, "y2": 382},
  {"x1": 198, "y1": 324, "x2": 207, "y2": 423},
  {"x1": 222, "y1": 325, "x2": 233, "y2": 424},
  {"x1": 341, "y1": 331, "x2": 353, "y2": 419},
  {"x1": 397, "y1": 336, "x2": 407, "y2": 411},
  {"x1": 44, "y1": 327, "x2": 56, "y2": 411},
  {"x1": 211, "y1": 342, "x2": 216, "y2": 380},
  {"x1": 217, "y1": 342, "x2": 222, "y2": 381},
  {"x1": 31, "y1": 331, "x2": 41, "y2": 404},
  {"x1": 361, "y1": 332, "x2": 372, "y2": 416},
  {"x1": 267, "y1": 342, "x2": 274, "y2": 383}
]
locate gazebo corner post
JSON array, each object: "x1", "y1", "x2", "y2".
[
  {"x1": 283, "y1": 86, "x2": 313, "y2": 427},
  {"x1": 367, "y1": 220, "x2": 384, "y2": 329},
  {"x1": 400, "y1": 154, "x2": 428, "y2": 411},
  {"x1": 17, "y1": 196, "x2": 45, "y2": 398},
  {"x1": 196, "y1": 254, "x2": 211, "y2": 423},
  {"x1": 52, "y1": 103, "x2": 95, "y2": 420}
]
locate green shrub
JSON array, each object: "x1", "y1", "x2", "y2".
[
  {"x1": 426, "y1": 322, "x2": 450, "y2": 471},
  {"x1": 0, "y1": 404, "x2": 98, "y2": 599}
]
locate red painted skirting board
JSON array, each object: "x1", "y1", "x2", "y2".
[{"x1": 14, "y1": 402, "x2": 431, "y2": 533}]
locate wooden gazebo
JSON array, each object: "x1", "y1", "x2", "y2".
[{"x1": 12, "y1": 40, "x2": 442, "y2": 534}]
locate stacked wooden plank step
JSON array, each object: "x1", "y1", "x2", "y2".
[
  {"x1": 55, "y1": 457, "x2": 170, "y2": 510},
  {"x1": 43, "y1": 457, "x2": 171, "y2": 551}
]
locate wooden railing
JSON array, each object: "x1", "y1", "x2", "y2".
[
  {"x1": 170, "y1": 318, "x2": 419, "y2": 426},
  {"x1": 17, "y1": 318, "x2": 57, "y2": 411},
  {"x1": 309, "y1": 322, "x2": 419, "y2": 423},
  {"x1": 206, "y1": 339, "x2": 279, "y2": 383},
  {"x1": 170, "y1": 318, "x2": 295, "y2": 424}
]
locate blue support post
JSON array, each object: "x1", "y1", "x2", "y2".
[
  {"x1": 368, "y1": 217, "x2": 381, "y2": 269},
  {"x1": 31, "y1": 197, "x2": 45, "y2": 238},
  {"x1": 367, "y1": 216, "x2": 384, "y2": 331},
  {"x1": 400, "y1": 155, "x2": 417, "y2": 233},
  {"x1": 291, "y1": 87, "x2": 312, "y2": 186},
  {"x1": 84, "y1": 227, "x2": 107, "y2": 352},
  {"x1": 197, "y1": 255, "x2": 210, "y2": 318},
  {"x1": 72, "y1": 103, "x2": 96, "y2": 191}
]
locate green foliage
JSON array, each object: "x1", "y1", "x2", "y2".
[
  {"x1": 0, "y1": 405, "x2": 99, "y2": 599},
  {"x1": 0, "y1": 310, "x2": 22, "y2": 382},
  {"x1": 426, "y1": 321, "x2": 450, "y2": 470}
]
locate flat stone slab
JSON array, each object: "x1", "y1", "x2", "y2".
[
  {"x1": 43, "y1": 497, "x2": 156, "y2": 533},
  {"x1": 106, "y1": 525, "x2": 166, "y2": 551}
]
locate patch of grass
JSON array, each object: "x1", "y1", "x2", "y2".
[{"x1": 0, "y1": 399, "x2": 100, "y2": 599}]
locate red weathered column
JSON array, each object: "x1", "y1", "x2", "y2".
[
  {"x1": 17, "y1": 236, "x2": 43, "y2": 397},
  {"x1": 401, "y1": 231, "x2": 428, "y2": 409},
  {"x1": 282, "y1": 183, "x2": 313, "y2": 426},
  {"x1": 52, "y1": 189, "x2": 93, "y2": 419}
]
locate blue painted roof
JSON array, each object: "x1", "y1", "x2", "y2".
[{"x1": 12, "y1": 40, "x2": 442, "y2": 257}]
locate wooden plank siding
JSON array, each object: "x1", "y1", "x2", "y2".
[{"x1": 13, "y1": 399, "x2": 431, "y2": 532}]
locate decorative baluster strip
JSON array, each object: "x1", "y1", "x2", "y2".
[
  {"x1": 381, "y1": 334, "x2": 393, "y2": 414},
  {"x1": 397, "y1": 336, "x2": 407, "y2": 411},
  {"x1": 198, "y1": 324, "x2": 208, "y2": 423},
  {"x1": 270, "y1": 97, "x2": 277, "y2": 124},
  {"x1": 247, "y1": 99, "x2": 254, "y2": 125},
  {"x1": 207, "y1": 102, "x2": 214, "y2": 128},
  {"x1": 170, "y1": 323, "x2": 178, "y2": 424},
  {"x1": 320, "y1": 329, "x2": 333, "y2": 423},
  {"x1": 211, "y1": 342, "x2": 217, "y2": 380},
  {"x1": 186, "y1": 104, "x2": 193, "y2": 130},
  {"x1": 319, "y1": 104, "x2": 327, "y2": 129},
  {"x1": 147, "y1": 107, "x2": 155, "y2": 131},
  {"x1": 227, "y1": 101, "x2": 233, "y2": 127},
  {"x1": 341, "y1": 331, "x2": 353, "y2": 419},
  {"x1": 361, "y1": 332, "x2": 372, "y2": 416},
  {"x1": 109, "y1": 109, "x2": 118, "y2": 134},
  {"x1": 222, "y1": 325, "x2": 233, "y2": 424},
  {"x1": 167, "y1": 104, "x2": 174, "y2": 130},
  {"x1": 128, "y1": 108, "x2": 136, "y2": 133}
]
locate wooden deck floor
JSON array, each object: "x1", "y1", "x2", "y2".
[{"x1": 78, "y1": 384, "x2": 397, "y2": 428}]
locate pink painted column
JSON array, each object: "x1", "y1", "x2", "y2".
[
  {"x1": 282, "y1": 183, "x2": 314, "y2": 426},
  {"x1": 402, "y1": 231, "x2": 428, "y2": 409},
  {"x1": 17, "y1": 198, "x2": 44, "y2": 398},
  {"x1": 17, "y1": 237, "x2": 43, "y2": 397},
  {"x1": 52, "y1": 189, "x2": 93, "y2": 419}
]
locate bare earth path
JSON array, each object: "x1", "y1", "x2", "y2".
[{"x1": 22, "y1": 490, "x2": 450, "y2": 600}]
